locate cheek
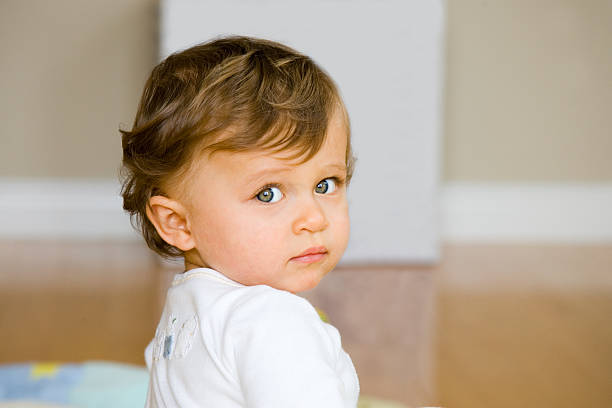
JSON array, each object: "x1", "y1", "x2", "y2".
[
  {"x1": 329, "y1": 201, "x2": 350, "y2": 250},
  {"x1": 337, "y1": 213, "x2": 351, "y2": 250},
  {"x1": 189, "y1": 204, "x2": 242, "y2": 259},
  {"x1": 201, "y1": 207, "x2": 287, "y2": 265}
]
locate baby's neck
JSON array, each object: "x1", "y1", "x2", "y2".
[{"x1": 183, "y1": 252, "x2": 207, "y2": 272}]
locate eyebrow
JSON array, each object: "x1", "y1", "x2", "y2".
[
  {"x1": 326, "y1": 163, "x2": 348, "y2": 172},
  {"x1": 244, "y1": 163, "x2": 347, "y2": 186}
]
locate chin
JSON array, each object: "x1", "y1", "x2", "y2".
[
  {"x1": 291, "y1": 270, "x2": 327, "y2": 294},
  {"x1": 291, "y1": 282, "x2": 317, "y2": 294}
]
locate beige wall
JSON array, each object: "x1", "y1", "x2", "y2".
[
  {"x1": 0, "y1": 0, "x2": 157, "y2": 178},
  {"x1": 1, "y1": 0, "x2": 611, "y2": 181},
  {"x1": 445, "y1": 0, "x2": 612, "y2": 181}
]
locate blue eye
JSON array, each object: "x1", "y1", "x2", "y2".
[
  {"x1": 256, "y1": 186, "x2": 283, "y2": 203},
  {"x1": 315, "y1": 178, "x2": 337, "y2": 194}
]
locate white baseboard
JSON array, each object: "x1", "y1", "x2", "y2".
[
  {"x1": 0, "y1": 178, "x2": 138, "y2": 239},
  {"x1": 2, "y1": 178, "x2": 611, "y2": 243},
  {"x1": 441, "y1": 182, "x2": 612, "y2": 243}
]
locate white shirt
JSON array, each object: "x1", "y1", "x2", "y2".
[{"x1": 144, "y1": 267, "x2": 360, "y2": 407}]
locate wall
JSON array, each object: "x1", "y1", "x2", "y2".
[
  {"x1": 0, "y1": 0, "x2": 157, "y2": 178},
  {"x1": 444, "y1": 0, "x2": 612, "y2": 181},
  {"x1": 1, "y1": 0, "x2": 610, "y2": 182}
]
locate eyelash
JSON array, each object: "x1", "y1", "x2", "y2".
[
  {"x1": 319, "y1": 176, "x2": 346, "y2": 192},
  {"x1": 253, "y1": 176, "x2": 345, "y2": 202}
]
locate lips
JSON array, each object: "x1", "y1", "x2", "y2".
[{"x1": 290, "y1": 246, "x2": 328, "y2": 264}]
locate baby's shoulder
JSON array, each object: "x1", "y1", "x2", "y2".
[
  {"x1": 223, "y1": 285, "x2": 336, "y2": 343},
  {"x1": 226, "y1": 286, "x2": 343, "y2": 365},
  {"x1": 229, "y1": 285, "x2": 318, "y2": 323},
  {"x1": 166, "y1": 271, "x2": 320, "y2": 330}
]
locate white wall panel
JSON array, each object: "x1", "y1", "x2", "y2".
[{"x1": 160, "y1": 0, "x2": 445, "y2": 263}]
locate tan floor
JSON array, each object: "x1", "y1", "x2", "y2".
[
  {"x1": 0, "y1": 240, "x2": 163, "y2": 365},
  {"x1": 434, "y1": 244, "x2": 612, "y2": 408},
  {"x1": 1, "y1": 241, "x2": 611, "y2": 407}
]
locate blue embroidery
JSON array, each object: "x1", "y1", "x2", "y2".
[
  {"x1": 153, "y1": 314, "x2": 198, "y2": 361},
  {"x1": 163, "y1": 334, "x2": 174, "y2": 359}
]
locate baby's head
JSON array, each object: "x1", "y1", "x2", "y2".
[{"x1": 121, "y1": 36, "x2": 354, "y2": 293}]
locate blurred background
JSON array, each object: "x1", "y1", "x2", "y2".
[{"x1": 1, "y1": 0, "x2": 611, "y2": 407}]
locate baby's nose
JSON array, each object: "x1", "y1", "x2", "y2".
[{"x1": 292, "y1": 197, "x2": 329, "y2": 234}]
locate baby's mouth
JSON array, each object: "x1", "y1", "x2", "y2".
[{"x1": 290, "y1": 246, "x2": 328, "y2": 264}]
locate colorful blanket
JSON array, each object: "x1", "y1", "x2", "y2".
[
  {"x1": 0, "y1": 361, "x2": 147, "y2": 407},
  {"x1": 0, "y1": 361, "x2": 409, "y2": 407}
]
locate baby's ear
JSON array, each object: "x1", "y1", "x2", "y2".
[{"x1": 146, "y1": 196, "x2": 195, "y2": 252}]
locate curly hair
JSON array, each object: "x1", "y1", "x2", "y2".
[{"x1": 119, "y1": 35, "x2": 354, "y2": 259}]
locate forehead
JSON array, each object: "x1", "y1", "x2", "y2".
[
  {"x1": 217, "y1": 135, "x2": 344, "y2": 184},
  {"x1": 202, "y1": 108, "x2": 347, "y2": 172}
]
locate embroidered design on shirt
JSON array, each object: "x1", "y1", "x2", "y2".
[
  {"x1": 174, "y1": 315, "x2": 198, "y2": 358},
  {"x1": 163, "y1": 333, "x2": 175, "y2": 359},
  {"x1": 153, "y1": 314, "x2": 198, "y2": 361}
]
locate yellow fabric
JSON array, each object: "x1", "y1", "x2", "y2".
[
  {"x1": 30, "y1": 363, "x2": 60, "y2": 379},
  {"x1": 358, "y1": 395, "x2": 409, "y2": 408},
  {"x1": 315, "y1": 307, "x2": 330, "y2": 323}
]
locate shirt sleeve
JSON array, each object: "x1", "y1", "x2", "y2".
[{"x1": 226, "y1": 287, "x2": 356, "y2": 408}]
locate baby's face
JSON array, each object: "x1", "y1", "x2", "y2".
[{"x1": 182, "y1": 110, "x2": 350, "y2": 293}]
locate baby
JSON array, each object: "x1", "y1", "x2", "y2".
[{"x1": 120, "y1": 35, "x2": 359, "y2": 407}]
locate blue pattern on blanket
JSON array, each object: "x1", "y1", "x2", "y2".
[
  {"x1": 0, "y1": 363, "x2": 82, "y2": 403},
  {"x1": 0, "y1": 361, "x2": 148, "y2": 407}
]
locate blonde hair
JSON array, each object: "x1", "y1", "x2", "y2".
[{"x1": 120, "y1": 35, "x2": 354, "y2": 258}]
